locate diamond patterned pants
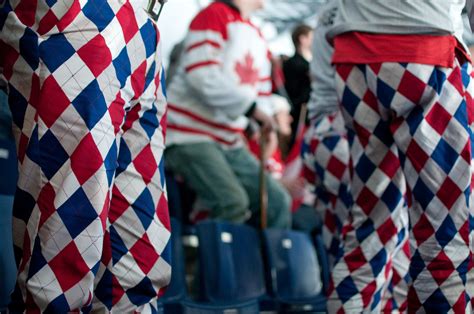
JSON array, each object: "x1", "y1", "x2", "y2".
[
  {"x1": 1, "y1": 1, "x2": 171, "y2": 312},
  {"x1": 328, "y1": 60, "x2": 473, "y2": 313},
  {"x1": 302, "y1": 110, "x2": 410, "y2": 312}
]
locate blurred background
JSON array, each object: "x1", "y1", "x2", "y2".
[{"x1": 157, "y1": 0, "x2": 327, "y2": 67}]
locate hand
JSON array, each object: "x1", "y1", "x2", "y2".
[{"x1": 280, "y1": 176, "x2": 305, "y2": 199}]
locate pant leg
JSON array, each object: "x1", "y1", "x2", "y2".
[
  {"x1": 304, "y1": 110, "x2": 411, "y2": 312},
  {"x1": 342, "y1": 61, "x2": 472, "y2": 312},
  {"x1": 3, "y1": 8, "x2": 127, "y2": 313},
  {"x1": 464, "y1": 61, "x2": 474, "y2": 310},
  {"x1": 91, "y1": 12, "x2": 171, "y2": 313},
  {"x1": 165, "y1": 142, "x2": 251, "y2": 223},
  {"x1": 328, "y1": 64, "x2": 410, "y2": 313},
  {"x1": 381, "y1": 61, "x2": 472, "y2": 313},
  {"x1": 224, "y1": 147, "x2": 291, "y2": 229},
  {"x1": 302, "y1": 111, "x2": 352, "y2": 266},
  {"x1": 381, "y1": 235, "x2": 410, "y2": 313}
]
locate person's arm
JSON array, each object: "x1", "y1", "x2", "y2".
[
  {"x1": 182, "y1": 7, "x2": 257, "y2": 119},
  {"x1": 307, "y1": 2, "x2": 339, "y2": 122}
]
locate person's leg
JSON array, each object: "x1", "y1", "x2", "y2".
[
  {"x1": 381, "y1": 234, "x2": 410, "y2": 313},
  {"x1": 369, "y1": 61, "x2": 472, "y2": 312},
  {"x1": 166, "y1": 143, "x2": 251, "y2": 223},
  {"x1": 3, "y1": 11, "x2": 126, "y2": 313},
  {"x1": 224, "y1": 147, "x2": 291, "y2": 229},
  {"x1": 90, "y1": 13, "x2": 172, "y2": 312},
  {"x1": 328, "y1": 64, "x2": 409, "y2": 313},
  {"x1": 301, "y1": 110, "x2": 352, "y2": 265},
  {"x1": 465, "y1": 61, "x2": 474, "y2": 310}
]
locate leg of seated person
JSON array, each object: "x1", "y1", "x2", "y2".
[
  {"x1": 224, "y1": 147, "x2": 291, "y2": 229},
  {"x1": 165, "y1": 142, "x2": 250, "y2": 223}
]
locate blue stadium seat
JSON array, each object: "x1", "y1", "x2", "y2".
[
  {"x1": 161, "y1": 219, "x2": 262, "y2": 313},
  {"x1": 195, "y1": 221, "x2": 267, "y2": 303},
  {"x1": 161, "y1": 218, "x2": 188, "y2": 313},
  {"x1": 314, "y1": 233, "x2": 330, "y2": 292},
  {"x1": 180, "y1": 299, "x2": 259, "y2": 314},
  {"x1": 0, "y1": 89, "x2": 18, "y2": 312},
  {"x1": 262, "y1": 229, "x2": 327, "y2": 313}
]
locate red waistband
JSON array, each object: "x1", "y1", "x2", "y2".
[{"x1": 333, "y1": 32, "x2": 458, "y2": 67}]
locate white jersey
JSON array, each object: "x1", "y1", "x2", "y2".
[{"x1": 166, "y1": 2, "x2": 272, "y2": 148}]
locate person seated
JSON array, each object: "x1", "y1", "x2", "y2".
[{"x1": 165, "y1": 0, "x2": 291, "y2": 229}]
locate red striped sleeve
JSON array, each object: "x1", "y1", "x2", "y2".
[
  {"x1": 168, "y1": 124, "x2": 239, "y2": 146},
  {"x1": 168, "y1": 104, "x2": 244, "y2": 133},
  {"x1": 186, "y1": 40, "x2": 222, "y2": 53},
  {"x1": 185, "y1": 60, "x2": 220, "y2": 73}
]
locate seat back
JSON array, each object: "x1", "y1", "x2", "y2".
[
  {"x1": 314, "y1": 233, "x2": 330, "y2": 292},
  {"x1": 161, "y1": 218, "x2": 187, "y2": 303},
  {"x1": 262, "y1": 229, "x2": 323, "y2": 301},
  {"x1": 0, "y1": 87, "x2": 18, "y2": 309},
  {"x1": 196, "y1": 221, "x2": 266, "y2": 302}
]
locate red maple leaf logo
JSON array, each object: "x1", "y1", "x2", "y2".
[{"x1": 235, "y1": 53, "x2": 260, "y2": 86}]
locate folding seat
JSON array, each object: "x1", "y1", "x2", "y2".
[
  {"x1": 160, "y1": 218, "x2": 188, "y2": 313},
  {"x1": 195, "y1": 221, "x2": 267, "y2": 304},
  {"x1": 313, "y1": 233, "x2": 330, "y2": 292},
  {"x1": 160, "y1": 219, "x2": 259, "y2": 314},
  {"x1": 180, "y1": 300, "x2": 259, "y2": 314},
  {"x1": 0, "y1": 90, "x2": 18, "y2": 312},
  {"x1": 262, "y1": 229, "x2": 327, "y2": 313}
]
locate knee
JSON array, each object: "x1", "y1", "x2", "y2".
[{"x1": 214, "y1": 185, "x2": 250, "y2": 223}]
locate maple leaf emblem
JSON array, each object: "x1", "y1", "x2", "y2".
[{"x1": 235, "y1": 52, "x2": 260, "y2": 86}]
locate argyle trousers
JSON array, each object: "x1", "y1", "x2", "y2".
[
  {"x1": 1, "y1": 1, "x2": 171, "y2": 312},
  {"x1": 329, "y1": 59, "x2": 473, "y2": 313},
  {"x1": 302, "y1": 110, "x2": 410, "y2": 312},
  {"x1": 466, "y1": 62, "x2": 474, "y2": 310}
]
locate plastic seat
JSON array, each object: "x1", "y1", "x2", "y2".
[
  {"x1": 314, "y1": 233, "x2": 330, "y2": 292},
  {"x1": 160, "y1": 219, "x2": 261, "y2": 314},
  {"x1": 262, "y1": 229, "x2": 327, "y2": 313},
  {"x1": 160, "y1": 218, "x2": 188, "y2": 313},
  {"x1": 0, "y1": 134, "x2": 18, "y2": 311},
  {"x1": 181, "y1": 299, "x2": 259, "y2": 314},
  {"x1": 195, "y1": 221, "x2": 267, "y2": 303}
]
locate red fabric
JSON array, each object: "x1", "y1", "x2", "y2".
[
  {"x1": 333, "y1": 32, "x2": 456, "y2": 67},
  {"x1": 189, "y1": 2, "x2": 242, "y2": 40}
]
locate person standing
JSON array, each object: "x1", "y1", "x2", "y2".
[
  {"x1": 301, "y1": 2, "x2": 410, "y2": 312},
  {"x1": 283, "y1": 24, "x2": 313, "y2": 147},
  {"x1": 0, "y1": 1, "x2": 171, "y2": 312}
]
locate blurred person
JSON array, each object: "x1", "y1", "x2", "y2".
[
  {"x1": 165, "y1": 0, "x2": 291, "y2": 229},
  {"x1": 301, "y1": 2, "x2": 410, "y2": 311},
  {"x1": 327, "y1": 0, "x2": 473, "y2": 312},
  {"x1": 0, "y1": 1, "x2": 171, "y2": 312},
  {"x1": 283, "y1": 24, "x2": 313, "y2": 148}
]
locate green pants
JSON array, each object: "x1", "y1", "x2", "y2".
[{"x1": 165, "y1": 142, "x2": 291, "y2": 229}]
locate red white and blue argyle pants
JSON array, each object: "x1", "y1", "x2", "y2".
[
  {"x1": 329, "y1": 59, "x2": 473, "y2": 313},
  {"x1": 1, "y1": 1, "x2": 171, "y2": 312},
  {"x1": 466, "y1": 63, "x2": 474, "y2": 310},
  {"x1": 302, "y1": 111, "x2": 354, "y2": 265},
  {"x1": 302, "y1": 110, "x2": 410, "y2": 312}
]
